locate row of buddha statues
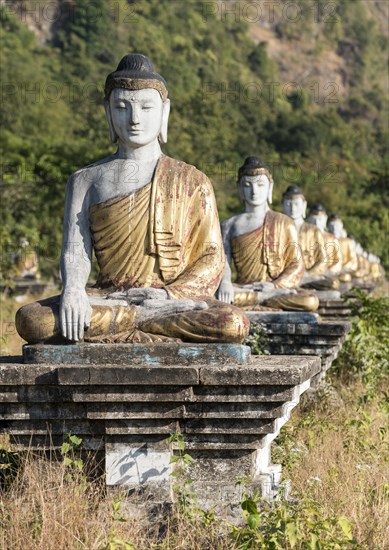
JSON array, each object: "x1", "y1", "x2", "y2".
[
  {"x1": 216, "y1": 159, "x2": 383, "y2": 311},
  {"x1": 15, "y1": 54, "x2": 384, "y2": 347}
]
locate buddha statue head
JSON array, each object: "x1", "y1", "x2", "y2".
[
  {"x1": 368, "y1": 253, "x2": 377, "y2": 263},
  {"x1": 355, "y1": 242, "x2": 364, "y2": 256},
  {"x1": 327, "y1": 214, "x2": 344, "y2": 239},
  {"x1": 282, "y1": 185, "x2": 306, "y2": 222},
  {"x1": 104, "y1": 53, "x2": 170, "y2": 146},
  {"x1": 307, "y1": 203, "x2": 328, "y2": 232},
  {"x1": 237, "y1": 156, "x2": 273, "y2": 209}
]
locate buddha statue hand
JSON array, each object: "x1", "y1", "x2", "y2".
[
  {"x1": 108, "y1": 288, "x2": 169, "y2": 305},
  {"x1": 216, "y1": 280, "x2": 235, "y2": 304},
  {"x1": 60, "y1": 288, "x2": 92, "y2": 342},
  {"x1": 136, "y1": 298, "x2": 208, "y2": 325}
]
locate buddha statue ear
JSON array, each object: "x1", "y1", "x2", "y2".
[
  {"x1": 267, "y1": 179, "x2": 274, "y2": 204},
  {"x1": 104, "y1": 99, "x2": 118, "y2": 143},
  {"x1": 302, "y1": 198, "x2": 307, "y2": 219},
  {"x1": 159, "y1": 99, "x2": 170, "y2": 144}
]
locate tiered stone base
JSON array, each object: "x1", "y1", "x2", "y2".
[
  {"x1": 0, "y1": 344, "x2": 320, "y2": 512},
  {"x1": 247, "y1": 312, "x2": 351, "y2": 385},
  {"x1": 317, "y1": 299, "x2": 353, "y2": 318}
]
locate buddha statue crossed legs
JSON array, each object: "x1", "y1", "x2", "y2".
[
  {"x1": 16, "y1": 54, "x2": 249, "y2": 345},
  {"x1": 282, "y1": 188, "x2": 339, "y2": 290},
  {"x1": 216, "y1": 157, "x2": 318, "y2": 312}
]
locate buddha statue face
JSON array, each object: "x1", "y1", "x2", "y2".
[
  {"x1": 239, "y1": 174, "x2": 272, "y2": 208},
  {"x1": 308, "y1": 212, "x2": 328, "y2": 232},
  {"x1": 105, "y1": 88, "x2": 170, "y2": 147},
  {"x1": 283, "y1": 195, "x2": 307, "y2": 221},
  {"x1": 328, "y1": 218, "x2": 344, "y2": 239}
]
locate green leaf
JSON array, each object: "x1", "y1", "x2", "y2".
[
  {"x1": 63, "y1": 457, "x2": 72, "y2": 467},
  {"x1": 169, "y1": 455, "x2": 180, "y2": 463},
  {"x1": 60, "y1": 442, "x2": 71, "y2": 455},
  {"x1": 247, "y1": 513, "x2": 261, "y2": 529},
  {"x1": 310, "y1": 533, "x2": 318, "y2": 549},
  {"x1": 338, "y1": 517, "x2": 353, "y2": 540},
  {"x1": 69, "y1": 434, "x2": 82, "y2": 446},
  {"x1": 286, "y1": 522, "x2": 298, "y2": 548},
  {"x1": 241, "y1": 497, "x2": 258, "y2": 515},
  {"x1": 74, "y1": 458, "x2": 83, "y2": 470}
]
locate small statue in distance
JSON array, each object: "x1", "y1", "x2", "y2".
[
  {"x1": 16, "y1": 54, "x2": 249, "y2": 345},
  {"x1": 14, "y1": 237, "x2": 40, "y2": 281},
  {"x1": 282, "y1": 188, "x2": 339, "y2": 290},
  {"x1": 216, "y1": 157, "x2": 318, "y2": 312},
  {"x1": 327, "y1": 214, "x2": 358, "y2": 282},
  {"x1": 306, "y1": 203, "x2": 343, "y2": 278}
]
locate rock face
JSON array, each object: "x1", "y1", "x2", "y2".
[{"x1": 0, "y1": 347, "x2": 320, "y2": 512}]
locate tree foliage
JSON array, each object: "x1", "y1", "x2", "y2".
[{"x1": 0, "y1": 0, "x2": 387, "y2": 281}]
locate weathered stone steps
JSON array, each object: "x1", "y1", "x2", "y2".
[{"x1": 0, "y1": 354, "x2": 320, "y2": 507}]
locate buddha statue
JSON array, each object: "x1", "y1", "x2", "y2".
[
  {"x1": 327, "y1": 215, "x2": 358, "y2": 282},
  {"x1": 16, "y1": 54, "x2": 249, "y2": 345},
  {"x1": 353, "y1": 241, "x2": 371, "y2": 281},
  {"x1": 307, "y1": 203, "x2": 343, "y2": 276},
  {"x1": 282, "y1": 187, "x2": 338, "y2": 290},
  {"x1": 14, "y1": 237, "x2": 40, "y2": 280},
  {"x1": 368, "y1": 254, "x2": 384, "y2": 282},
  {"x1": 216, "y1": 157, "x2": 318, "y2": 312}
]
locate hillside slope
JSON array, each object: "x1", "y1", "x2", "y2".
[{"x1": 0, "y1": 0, "x2": 388, "y2": 279}]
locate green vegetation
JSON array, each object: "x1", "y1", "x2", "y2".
[
  {"x1": 1, "y1": 293, "x2": 388, "y2": 547},
  {"x1": 332, "y1": 290, "x2": 389, "y2": 401},
  {"x1": 0, "y1": 0, "x2": 388, "y2": 282}
]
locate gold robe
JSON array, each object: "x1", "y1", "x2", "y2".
[
  {"x1": 339, "y1": 237, "x2": 358, "y2": 273},
  {"x1": 299, "y1": 222, "x2": 326, "y2": 275},
  {"x1": 232, "y1": 210, "x2": 305, "y2": 288},
  {"x1": 322, "y1": 232, "x2": 342, "y2": 274},
  {"x1": 355, "y1": 255, "x2": 370, "y2": 280},
  {"x1": 230, "y1": 211, "x2": 318, "y2": 312},
  {"x1": 90, "y1": 155, "x2": 225, "y2": 298},
  {"x1": 298, "y1": 224, "x2": 339, "y2": 290},
  {"x1": 16, "y1": 155, "x2": 249, "y2": 344}
]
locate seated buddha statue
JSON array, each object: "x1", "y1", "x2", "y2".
[
  {"x1": 216, "y1": 157, "x2": 318, "y2": 312},
  {"x1": 353, "y1": 241, "x2": 372, "y2": 281},
  {"x1": 14, "y1": 237, "x2": 40, "y2": 280},
  {"x1": 16, "y1": 54, "x2": 249, "y2": 345},
  {"x1": 327, "y1": 215, "x2": 358, "y2": 282},
  {"x1": 282, "y1": 188, "x2": 339, "y2": 290},
  {"x1": 368, "y1": 254, "x2": 385, "y2": 282},
  {"x1": 307, "y1": 203, "x2": 343, "y2": 277}
]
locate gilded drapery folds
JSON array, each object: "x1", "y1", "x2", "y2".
[
  {"x1": 299, "y1": 222, "x2": 326, "y2": 275},
  {"x1": 231, "y1": 210, "x2": 305, "y2": 289},
  {"x1": 16, "y1": 155, "x2": 250, "y2": 344},
  {"x1": 90, "y1": 155, "x2": 225, "y2": 299}
]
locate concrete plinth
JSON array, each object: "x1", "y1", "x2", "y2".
[
  {"x1": 317, "y1": 299, "x2": 352, "y2": 318},
  {"x1": 0, "y1": 349, "x2": 320, "y2": 513},
  {"x1": 23, "y1": 343, "x2": 251, "y2": 366},
  {"x1": 247, "y1": 313, "x2": 351, "y2": 385}
]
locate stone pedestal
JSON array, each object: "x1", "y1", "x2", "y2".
[
  {"x1": 247, "y1": 312, "x2": 351, "y2": 385},
  {"x1": 0, "y1": 344, "x2": 320, "y2": 513},
  {"x1": 317, "y1": 299, "x2": 352, "y2": 318}
]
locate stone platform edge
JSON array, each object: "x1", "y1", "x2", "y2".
[{"x1": 0, "y1": 354, "x2": 321, "y2": 387}]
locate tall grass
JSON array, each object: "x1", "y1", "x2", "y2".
[{"x1": 1, "y1": 289, "x2": 388, "y2": 549}]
